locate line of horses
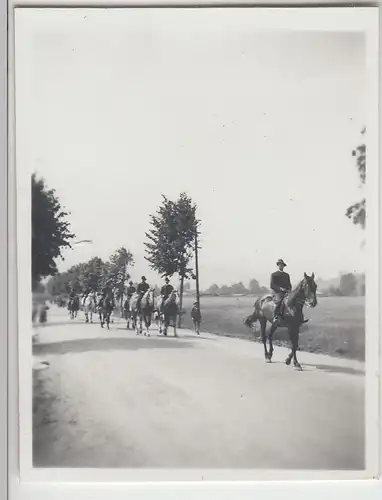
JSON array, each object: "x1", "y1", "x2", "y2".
[
  {"x1": 64, "y1": 272, "x2": 318, "y2": 371},
  {"x1": 66, "y1": 288, "x2": 184, "y2": 337}
]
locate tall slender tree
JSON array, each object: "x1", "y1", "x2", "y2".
[
  {"x1": 107, "y1": 247, "x2": 134, "y2": 309},
  {"x1": 346, "y1": 127, "x2": 366, "y2": 229},
  {"x1": 145, "y1": 193, "x2": 199, "y2": 327}
]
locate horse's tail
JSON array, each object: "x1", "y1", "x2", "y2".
[{"x1": 243, "y1": 297, "x2": 263, "y2": 328}]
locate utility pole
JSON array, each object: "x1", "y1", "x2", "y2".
[{"x1": 195, "y1": 225, "x2": 200, "y2": 308}]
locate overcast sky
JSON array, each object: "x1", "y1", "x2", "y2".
[{"x1": 16, "y1": 10, "x2": 367, "y2": 289}]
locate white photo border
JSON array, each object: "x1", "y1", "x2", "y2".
[{"x1": 5, "y1": 3, "x2": 382, "y2": 500}]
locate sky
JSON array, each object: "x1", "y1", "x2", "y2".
[{"x1": 16, "y1": 10, "x2": 367, "y2": 289}]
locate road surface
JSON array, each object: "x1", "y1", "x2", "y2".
[{"x1": 32, "y1": 306, "x2": 365, "y2": 470}]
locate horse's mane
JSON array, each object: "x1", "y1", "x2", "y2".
[{"x1": 286, "y1": 278, "x2": 308, "y2": 306}]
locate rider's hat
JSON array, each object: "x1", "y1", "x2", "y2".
[
  {"x1": 276, "y1": 258, "x2": 287, "y2": 267},
  {"x1": 165, "y1": 277, "x2": 170, "y2": 283},
  {"x1": 141, "y1": 276, "x2": 147, "y2": 281}
]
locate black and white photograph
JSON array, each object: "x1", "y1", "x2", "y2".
[{"x1": 13, "y1": 7, "x2": 379, "y2": 480}]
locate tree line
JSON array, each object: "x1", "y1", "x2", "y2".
[
  {"x1": 322, "y1": 273, "x2": 365, "y2": 297},
  {"x1": 46, "y1": 248, "x2": 134, "y2": 307},
  {"x1": 203, "y1": 279, "x2": 269, "y2": 296}
]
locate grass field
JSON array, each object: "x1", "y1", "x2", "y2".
[{"x1": 180, "y1": 295, "x2": 365, "y2": 361}]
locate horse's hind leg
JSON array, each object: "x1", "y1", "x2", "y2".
[
  {"x1": 145, "y1": 316, "x2": 151, "y2": 337},
  {"x1": 173, "y1": 316, "x2": 178, "y2": 337},
  {"x1": 259, "y1": 318, "x2": 269, "y2": 362}
]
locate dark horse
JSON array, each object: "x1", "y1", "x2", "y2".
[
  {"x1": 98, "y1": 294, "x2": 114, "y2": 330},
  {"x1": 68, "y1": 295, "x2": 80, "y2": 320},
  {"x1": 244, "y1": 273, "x2": 317, "y2": 370},
  {"x1": 157, "y1": 290, "x2": 179, "y2": 337}
]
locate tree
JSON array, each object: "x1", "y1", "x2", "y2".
[
  {"x1": 346, "y1": 127, "x2": 366, "y2": 229},
  {"x1": 219, "y1": 285, "x2": 231, "y2": 295},
  {"x1": 248, "y1": 278, "x2": 262, "y2": 295},
  {"x1": 107, "y1": 247, "x2": 134, "y2": 308},
  {"x1": 83, "y1": 257, "x2": 107, "y2": 292},
  {"x1": 205, "y1": 284, "x2": 220, "y2": 295},
  {"x1": 32, "y1": 173, "x2": 75, "y2": 290},
  {"x1": 231, "y1": 282, "x2": 248, "y2": 295},
  {"x1": 145, "y1": 193, "x2": 199, "y2": 327},
  {"x1": 339, "y1": 273, "x2": 357, "y2": 296}
]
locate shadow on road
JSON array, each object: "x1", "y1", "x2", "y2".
[
  {"x1": 115, "y1": 328, "x2": 216, "y2": 342},
  {"x1": 305, "y1": 363, "x2": 364, "y2": 376},
  {"x1": 33, "y1": 336, "x2": 195, "y2": 356}
]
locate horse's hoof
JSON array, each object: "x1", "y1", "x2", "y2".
[
  {"x1": 265, "y1": 358, "x2": 272, "y2": 363},
  {"x1": 285, "y1": 357, "x2": 292, "y2": 366},
  {"x1": 294, "y1": 364, "x2": 303, "y2": 371}
]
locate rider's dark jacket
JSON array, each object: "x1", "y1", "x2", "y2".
[
  {"x1": 161, "y1": 284, "x2": 174, "y2": 297},
  {"x1": 137, "y1": 282, "x2": 150, "y2": 295},
  {"x1": 126, "y1": 286, "x2": 136, "y2": 297},
  {"x1": 270, "y1": 271, "x2": 292, "y2": 294}
]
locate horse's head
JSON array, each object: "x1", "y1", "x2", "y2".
[
  {"x1": 301, "y1": 272, "x2": 317, "y2": 308},
  {"x1": 144, "y1": 289, "x2": 155, "y2": 307},
  {"x1": 170, "y1": 290, "x2": 180, "y2": 305}
]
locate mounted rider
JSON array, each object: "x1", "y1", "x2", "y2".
[
  {"x1": 126, "y1": 280, "x2": 136, "y2": 299},
  {"x1": 160, "y1": 277, "x2": 174, "y2": 312},
  {"x1": 270, "y1": 259, "x2": 308, "y2": 325},
  {"x1": 137, "y1": 276, "x2": 150, "y2": 307},
  {"x1": 68, "y1": 283, "x2": 76, "y2": 301},
  {"x1": 100, "y1": 281, "x2": 114, "y2": 308},
  {"x1": 124, "y1": 280, "x2": 136, "y2": 310},
  {"x1": 270, "y1": 259, "x2": 292, "y2": 323}
]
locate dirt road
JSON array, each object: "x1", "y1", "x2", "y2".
[{"x1": 32, "y1": 306, "x2": 364, "y2": 470}]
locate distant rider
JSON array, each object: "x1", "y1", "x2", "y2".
[
  {"x1": 160, "y1": 277, "x2": 174, "y2": 312},
  {"x1": 270, "y1": 259, "x2": 308, "y2": 325},
  {"x1": 270, "y1": 259, "x2": 292, "y2": 324},
  {"x1": 137, "y1": 276, "x2": 150, "y2": 308}
]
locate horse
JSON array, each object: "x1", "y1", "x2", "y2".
[
  {"x1": 244, "y1": 273, "x2": 317, "y2": 371},
  {"x1": 82, "y1": 293, "x2": 97, "y2": 323},
  {"x1": 130, "y1": 290, "x2": 155, "y2": 336},
  {"x1": 98, "y1": 294, "x2": 115, "y2": 330},
  {"x1": 123, "y1": 296, "x2": 133, "y2": 329},
  {"x1": 68, "y1": 295, "x2": 80, "y2": 320},
  {"x1": 140, "y1": 289, "x2": 155, "y2": 336},
  {"x1": 158, "y1": 290, "x2": 180, "y2": 337}
]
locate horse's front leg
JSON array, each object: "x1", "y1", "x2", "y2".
[
  {"x1": 286, "y1": 325, "x2": 302, "y2": 370},
  {"x1": 173, "y1": 315, "x2": 178, "y2": 337},
  {"x1": 145, "y1": 315, "x2": 151, "y2": 337},
  {"x1": 135, "y1": 315, "x2": 140, "y2": 335},
  {"x1": 292, "y1": 327, "x2": 302, "y2": 370},
  {"x1": 268, "y1": 322, "x2": 277, "y2": 362}
]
